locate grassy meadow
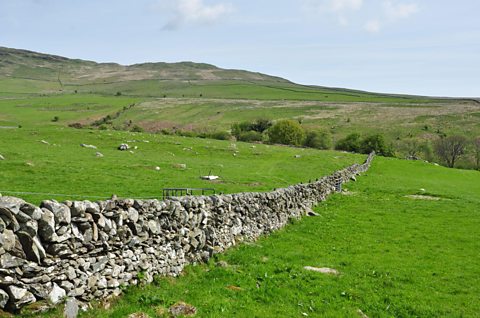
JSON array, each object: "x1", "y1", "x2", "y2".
[
  {"x1": 22, "y1": 156, "x2": 480, "y2": 318},
  {"x1": 1, "y1": 47, "x2": 479, "y2": 317}
]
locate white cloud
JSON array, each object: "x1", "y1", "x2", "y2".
[
  {"x1": 303, "y1": 0, "x2": 363, "y2": 26},
  {"x1": 304, "y1": 0, "x2": 363, "y2": 13},
  {"x1": 364, "y1": 19, "x2": 381, "y2": 33},
  {"x1": 330, "y1": 0, "x2": 363, "y2": 12},
  {"x1": 163, "y1": 0, "x2": 233, "y2": 30},
  {"x1": 384, "y1": 1, "x2": 419, "y2": 20}
]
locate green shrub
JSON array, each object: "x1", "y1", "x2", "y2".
[
  {"x1": 238, "y1": 130, "x2": 263, "y2": 142},
  {"x1": 335, "y1": 133, "x2": 361, "y2": 152},
  {"x1": 304, "y1": 130, "x2": 332, "y2": 149},
  {"x1": 360, "y1": 134, "x2": 394, "y2": 156},
  {"x1": 131, "y1": 125, "x2": 144, "y2": 133},
  {"x1": 267, "y1": 120, "x2": 305, "y2": 146},
  {"x1": 208, "y1": 131, "x2": 231, "y2": 140}
]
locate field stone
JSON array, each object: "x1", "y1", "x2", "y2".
[
  {"x1": 64, "y1": 297, "x2": 79, "y2": 318},
  {"x1": 6, "y1": 285, "x2": 36, "y2": 309},
  {"x1": 1, "y1": 229, "x2": 17, "y2": 251},
  {"x1": 0, "y1": 154, "x2": 4, "y2": 160},
  {"x1": 0, "y1": 252, "x2": 26, "y2": 268},
  {"x1": 0, "y1": 289, "x2": 9, "y2": 309},
  {"x1": 41, "y1": 200, "x2": 71, "y2": 225},
  {"x1": 48, "y1": 283, "x2": 66, "y2": 305},
  {"x1": 303, "y1": 266, "x2": 339, "y2": 275}
]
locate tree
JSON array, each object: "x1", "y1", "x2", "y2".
[
  {"x1": 267, "y1": 120, "x2": 305, "y2": 146},
  {"x1": 474, "y1": 137, "x2": 480, "y2": 170},
  {"x1": 251, "y1": 118, "x2": 272, "y2": 133},
  {"x1": 360, "y1": 134, "x2": 394, "y2": 157},
  {"x1": 304, "y1": 130, "x2": 332, "y2": 150},
  {"x1": 335, "y1": 133, "x2": 361, "y2": 152},
  {"x1": 433, "y1": 135, "x2": 467, "y2": 168}
]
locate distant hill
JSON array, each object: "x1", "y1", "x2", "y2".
[
  {"x1": 0, "y1": 46, "x2": 291, "y2": 93},
  {"x1": 0, "y1": 46, "x2": 434, "y2": 101}
]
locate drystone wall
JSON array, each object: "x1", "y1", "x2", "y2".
[{"x1": 0, "y1": 153, "x2": 374, "y2": 312}]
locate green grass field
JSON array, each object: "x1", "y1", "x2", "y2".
[
  {"x1": 20, "y1": 156, "x2": 480, "y2": 318},
  {"x1": 1, "y1": 47, "x2": 480, "y2": 317}
]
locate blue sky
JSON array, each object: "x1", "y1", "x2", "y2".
[{"x1": 0, "y1": 0, "x2": 479, "y2": 97}]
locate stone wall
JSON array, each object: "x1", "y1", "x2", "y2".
[{"x1": 0, "y1": 153, "x2": 374, "y2": 312}]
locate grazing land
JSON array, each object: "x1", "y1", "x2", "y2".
[
  {"x1": 23, "y1": 156, "x2": 480, "y2": 318},
  {"x1": 0, "y1": 47, "x2": 479, "y2": 317}
]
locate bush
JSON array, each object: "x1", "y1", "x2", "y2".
[
  {"x1": 131, "y1": 125, "x2": 144, "y2": 133},
  {"x1": 231, "y1": 121, "x2": 253, "y2": 138},
  {"x1": 335, "y1": 133, "x2": 361, "y2": 152},
  {"x1": 208, "y1": 131, "x2": 231, "y2": 140},
  {"x1": 52, "y1": 116, "x2": 59, "y2": 122},
  {"x1": 360, "y1": 134, "x2": 394, "y2": 156},
  {"x1": 238, "y1": 130, "x2": 263, "y2": 142},
  {"x1": 251, "y1": 118, "x2": 272, "y2": 133},
  {"x1": 267, "y1": 120, "x2": 305, "y2": 146},
  {"x1": 304, "y1": 130, "x2": 332, "y2": 149}
]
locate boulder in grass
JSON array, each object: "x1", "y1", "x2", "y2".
[{"x1": 118, "y1": 144, "x2": 129, "y2": 151}]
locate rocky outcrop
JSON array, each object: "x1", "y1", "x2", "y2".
[{"x1": 0, "y1": 153, "x2": 374, "y2": 312}]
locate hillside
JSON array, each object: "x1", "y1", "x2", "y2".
[
  {"x1": 0, "y1": 46, "x2": 437, "y2": 101},
  {"x1": 1, "y1": 46, "x2": 479, "y2": 169}
]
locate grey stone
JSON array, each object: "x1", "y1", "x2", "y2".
[
  {"x1": 64, "y1": 297, "x2": 79, "y2": 318},
  {"x1": 6, "y1": 285, "x2": 36, "y2": 309},
  {"x1": 38, "y1": 209, "x2": 56, "y2": 241},
  {"x1": 41, "y1": 200, "x2": 71, "y2": 225},
  {"x1": 127, "y1": 207, "x2": 139, "y2": 223},
  {"x1": 20, "y1": 204, "x2": 43, "y2": 220},
  {"x1": 0, "y1": 206, "x2": 20, "y2": 232},
  {"x1": 20, "y1": 220, "x2": 38, "y2": 237},
  {"x1": 0, "y1": 252, "x2": 26, "y2": 268},
  {"x1": 48, "y1": 283, "x2": 66, "y2": 305},
  {"x1": 97, "y1": 277, "x2": 108, "y2": 289},
  {"x1": 17, "y1": 230, "x2": 45, "y2": 263},
  {"x1": 0, "y1": 288, "x2": 9, "y2": 309},
  {"x1": 1, "y1": 229, "x2": 16, "y2": 251}
]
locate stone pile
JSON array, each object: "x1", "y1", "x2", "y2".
[{"x1": 0, "y1": 153, "x2": 374, "y2": 312}]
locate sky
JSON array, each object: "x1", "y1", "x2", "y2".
[{"x1": 0, "y1": 0, "x2": 479, "y2": 97}]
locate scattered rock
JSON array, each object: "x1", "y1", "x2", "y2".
[
  {"x1": 64, "y1": 298, "x2": 79, "y2": 318},
  {"x1": 303, "y1": 266, "x2": 339, "y2": 275},
  {"x1": 357, "y1": 309, "x2": 369, "y2": 318},
  {"x1": 118, "y1": 144, "x2": 129, "y2": 151},
  {"x1": 294, "y1": 155, "x2": 301, "y2": 158},
  {"x1": 200, "y1": 175, "x2": 219, "y2": 180},
  {"x1": 169, "y1": 302, "x2": 197, "y2": 317},
  {"x1": 155, "y1": 166, "x2": 160, "y2": 171},
  {"x1": 0, "y1": 154, "x2": 4, "y2": 160},
  {"x1": 40, "y1": 140, "x2": 49, "y2": 145},
  {"x1": 95, "y1": 152, "x2": 104, "y2": 158},
  {"x1": 80, "y1": 144, "x2": 97, "y2": 149}
]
